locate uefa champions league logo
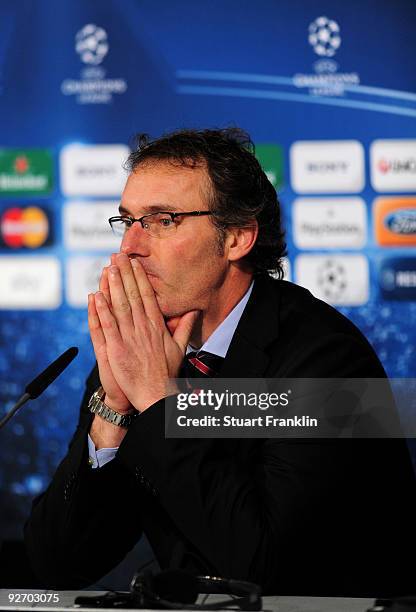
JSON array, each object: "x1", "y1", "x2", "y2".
[
  {"x1": 308, "y1": 16, "x2": 341, "y2": 57},
  {"x1": 75, "y1": 24, "x2": 109, "y2": 65},
  {"x1": 62, "y1": 23, "x2": 126, "y2": 103},
  {"x1": 292, "y1": 15, "x2": 358, "y2": 98}
]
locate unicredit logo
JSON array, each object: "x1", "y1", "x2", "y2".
[
  {"x1": 377, "y1": 158, "x2": 416, "y2": 174},
  {"x1": 0, "y1": 206, "x2": 49, "y2": 248}
]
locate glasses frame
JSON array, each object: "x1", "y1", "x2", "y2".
[{"x1": 108, "y1": 210, "x2": 213, "y2": 237}]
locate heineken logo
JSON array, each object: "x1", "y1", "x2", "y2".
[
  {"x1": 0, "y1": 149, "x2": 53, "y2": 195},
  {"x1": 14, "y1": 155, "x2": 30, "y2": 174}
]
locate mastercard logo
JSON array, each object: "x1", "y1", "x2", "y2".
[{"x1": 0, "y1": 206, "x2": 49, "y2": 248}]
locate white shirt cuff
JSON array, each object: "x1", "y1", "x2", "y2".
[{"x1": 87, "y1": 433, "x2": 119, "y2": 469}]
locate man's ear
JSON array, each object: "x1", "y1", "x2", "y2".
[{"x1": 226, "y1": 221, "x2": 259, "y2": 263}]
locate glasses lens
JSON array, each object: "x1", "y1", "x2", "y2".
[
  {"x1": 110, "y1": 217, "x2": 129, "y2": 236},
  {"x1": 144, "y1": 213, "x2": 177, "y2": 238}
]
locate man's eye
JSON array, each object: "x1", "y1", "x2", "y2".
[
  {"x1": 124, "y1": 218, "x2": 134, "y2": 228},
  {"x1": 159, "y1": 218, "x2": 174, "y2": 227}
]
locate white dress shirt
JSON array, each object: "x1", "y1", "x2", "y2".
[{"x1": 88, "y1": 281, "x2": 254, "y2": 468}]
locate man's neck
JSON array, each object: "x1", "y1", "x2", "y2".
[{"x1": 189, "y1": 270, "x2": 253, "y2": 348}]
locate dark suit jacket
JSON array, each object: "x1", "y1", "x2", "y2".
[{"x1": 24, "y1": 276, "x2": 416, "y2": 596}]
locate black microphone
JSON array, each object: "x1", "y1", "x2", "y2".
[
  {"x1": 25, "y1": 346, "x2": 78, "y2": 399},
  {"x1": 125, "y1": 569, "x2": 262, "y2": 610},
  {"x1": 0, "y1": 347, "x2": 79, "y2": 430}
]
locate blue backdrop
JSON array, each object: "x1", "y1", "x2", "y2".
[{"x1": 0, "y1": 0, "x2": 415, "y2": 541}]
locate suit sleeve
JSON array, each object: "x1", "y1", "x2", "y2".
[{"x1": 24, "y1": 367, "x2": 144, "y2": 589}]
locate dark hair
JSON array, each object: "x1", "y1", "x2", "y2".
[{"x1": 125, "y1": 128, "x2": 287, "y2": 277}]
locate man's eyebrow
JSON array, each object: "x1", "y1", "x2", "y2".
[{"x1": 118, "y1": 203, "x2": 178, "y2": 215}]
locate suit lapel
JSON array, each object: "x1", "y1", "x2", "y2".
[{"x1": 220, "y1": 275, "x2": 281, "y2": 378}]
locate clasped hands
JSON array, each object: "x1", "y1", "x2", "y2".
[{"x1": 88, "y1": 253, "x2": 199, "y2": 414}]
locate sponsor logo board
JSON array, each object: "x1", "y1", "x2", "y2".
[
  {"x1": 293, "y1": 197, "x2": 366, "y2": 249},
  {"x1": 290, "y1": 141, "x2": 365, "y2": 193},
  {"x1": 379, "y1": 258, "x2": 416, "y2": 300},
  {"x1": 374, "y1": 197, "x2": 416, "y2": 246},
  {"x1": 0, "y1": 256, "x2": 61, "y2": 309},
  {"x1": 255, "y1": 144, "x2": 284, "y2": 189},
  {"x1": 0, "y1": 206, "x2": 50, "y2": 249},
  {"x1": 63, "y1": 201, "x2": 121, "y2": 250},
  {"x1": 370, "y1": 140, "x2": 416, "y2": 192},
  {"x1": 0, "y1": 149, "x2": 53, "y2": 195},
  {"x1": 66, "y1": 256, "x2": 110, "y2": 307},
  {"x1": 60, "y1": 144, "x2": 129, "y2": 196},
  {"x1": 295, "y1": 254, "x2": 369, "y2": 305}
]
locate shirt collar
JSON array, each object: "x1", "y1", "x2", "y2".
[{"x1": 187, "y1": 280, "x2": 254, "y2": 358}]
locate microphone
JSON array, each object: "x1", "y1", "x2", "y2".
[
  {"x1": 76, "y1": 569, "x2": 262, "y2": 610},
  {"x1": 126, "y1": 569, "x2": 262, "y2": 610},
  {"x1": 25, "y1": 346, "x2": 78, "y2": 399},
  {"x1": 0, "y1": 347, "x2": 79, "y2": 430}
]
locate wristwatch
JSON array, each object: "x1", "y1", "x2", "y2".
[{"x1": 88, "y1": 386, "x2": 136, "y2": 428}]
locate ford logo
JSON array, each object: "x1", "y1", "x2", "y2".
[{"x1": 385, "y1": 209, "x2": 416, "y2": 235}]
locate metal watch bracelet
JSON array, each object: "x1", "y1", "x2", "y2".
[{"x1": 88, "y1": 386, "x2": 136, "y2": 428}]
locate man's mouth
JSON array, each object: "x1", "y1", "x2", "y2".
[
  {"x1": 127, "y1": 256, "x2": 158, "y2": 279},
  {"x1": 139, "y1": 264, "x2": 158, "y2": 279}
]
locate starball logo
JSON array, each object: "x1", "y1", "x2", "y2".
[
  {"x1": 292, "y1": 16, "x2": 360, "y2": 98},
  {"x1": 75, "y1": 24, "x2": 109, "y2": 65},
  {"x1": 60, "y1": 24, "x2": 127, "y2": 105},
  {"x1": 295, "y1": 254, "x2": 369, "y2": 306},
  {"x1": 308, "y1": 16, "x2": 341, "y2": 58}
]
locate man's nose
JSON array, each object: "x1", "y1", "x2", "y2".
[{"x1": 119, "y1": 223, "x2": 151, "y2": 256}]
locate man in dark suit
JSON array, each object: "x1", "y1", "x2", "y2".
[{"x1": 25, "y1": 128, "x2": 416, "y2": 597}]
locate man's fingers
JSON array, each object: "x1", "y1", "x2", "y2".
[
  {"x1": 99, "y1": 267, "x2": 113, "y2": 308},
  {"x1": 131, "y1": 257, "x2": 164, "y2": 327},
  {"x1": 114, "y1": 253, "x2": 145, "y2": 327},
  {"x1": 88, "y1": 294, "x2": 108, "y2": 358},
  {"x1": 172, "y1": 310, "x2": 200, "y2": 353},
  {"x1": 94, "y1": 291, "x2": 123, "y2": 345},
  {"x1": 107, "y1": 265, "x2": 135, "y2": 336}
]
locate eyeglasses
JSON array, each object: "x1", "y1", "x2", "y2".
[{"x1": 109, "y1": 211, "x2": 213, "y2": 239}]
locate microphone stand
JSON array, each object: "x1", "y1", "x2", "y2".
[{"x1": 0, "y1": 393, "x2": 31, "y2": 430}]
